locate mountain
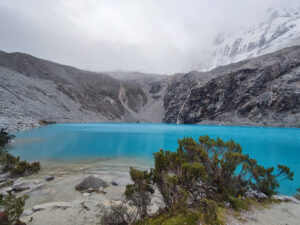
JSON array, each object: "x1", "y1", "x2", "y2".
[
  {"x1": 163, "y1": 46, "x2": 300, "y2": 127},
  {"x1": 0, "y1": 45, "x2": 300, "y2": 130},
  {"x1": 0, "y1": 51, "x2": 167, "y2": 130},
  {"x1": 204, "y1": 7, "x2": 300, "y2": 70}
]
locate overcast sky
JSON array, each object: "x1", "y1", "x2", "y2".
[{"x1": 0, "y1": 0, "x2": 298, "y2": 74}]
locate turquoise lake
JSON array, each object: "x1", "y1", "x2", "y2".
[{"x1": 8, "y1": 123, "x2": 300, "y2": 195}]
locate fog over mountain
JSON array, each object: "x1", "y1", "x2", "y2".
[{"x1": 0, "y1": 0, "x2": 299, "y2": 74}]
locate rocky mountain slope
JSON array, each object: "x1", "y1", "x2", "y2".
[
  {"x1": 204, "y1": 7, "x2": 300, "y2": 70},
  {"x1": 163, "y1": 46, "x2": 300, "y2": 127},
  {"x1": 0, "y1": 46, "x2": 300, "y2": 130},
  {"x1": 0, "y1": 51, "x2": 167, "y2": 130}
]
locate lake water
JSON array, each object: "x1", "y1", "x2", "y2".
[{"x1": 7, "y1": 123, "x2": 300, "y2": 195}]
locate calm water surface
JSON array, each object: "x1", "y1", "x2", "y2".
[{"x1": 7, "y1": 123, "x2": 300, "y2": 195}]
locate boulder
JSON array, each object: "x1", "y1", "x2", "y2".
[
  {"x1": 75, "y1": 175, "x2": 108, "y2": 191},
  {"x1": 245, "y1": 191, "x2": 268, "y2": 199},
  {"x1": 111, "y1": 181, "x2": 118, "y2": 186},
  {"x1": 13, "y1": 185, "x2": 30, "y2": 192},
  {"x1": 255, "y1": 192, "x2": 268, "y2": 199},
  {"x1": 44, "y1": 175, "x2": 54, "y2": 181}
]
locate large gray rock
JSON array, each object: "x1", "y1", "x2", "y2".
[
  {"x1": 44, "y1": 175, "x2": 55, "y2": 181},
  {"x1": 75, "y1": 175, "x2": 108, "y2": 191},
  {"x1": 13, "y1": 185, "x2": 30, "y2": 192},
  {"x1": 245, "y1": 190, "x2": 268, "y2": 199}
]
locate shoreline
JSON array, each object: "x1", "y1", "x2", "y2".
[{"x1": 2, "y1": 116, "x2": 300, "y2": 133}]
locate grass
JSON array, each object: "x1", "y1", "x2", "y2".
[
  {"x1": 136, "y1": 208, "x2": 226, "y2": 225},
  {"x1": 134, "y1": 198, "x2": 281, "y2": 225}
]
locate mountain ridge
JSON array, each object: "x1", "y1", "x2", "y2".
[{"x1": 0, "y1": 46, "x2": 300, "y2": 130}]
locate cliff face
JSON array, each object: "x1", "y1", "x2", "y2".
[{"x1": 163, "y1": 46, "x2": 300, "y2": 127}]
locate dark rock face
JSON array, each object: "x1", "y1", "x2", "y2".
[{"x1": 164, "y1": 46, "x2": 300, "y2": 127}]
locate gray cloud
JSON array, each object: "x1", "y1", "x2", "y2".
[{"x1": 0, "y1": 0, "x2": 299, "y2": 74}]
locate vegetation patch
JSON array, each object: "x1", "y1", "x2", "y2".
[
  {"x1": 0, "y1": 129, "x2": 40, "y2": 177},
  {"x1": 0, "y1": 194, "x2": 27, "y2": 225},
  {"x1": 0, "y1": 129, "x2": 40, "y2": 224},
  {"x1": 102, "y1": 135, "x2": 294, "y2": 225}
]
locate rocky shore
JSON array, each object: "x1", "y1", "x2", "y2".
[
  {"x1": 0, "y1": 158, "x2": 299, "y2": 225},
  {"x1": 0, "y1": 116, "x2": 40, "y2": 132}
]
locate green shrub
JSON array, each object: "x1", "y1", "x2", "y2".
[
  {"x1": 124, "y1": 167, "x2": 154, "y2": 217},
  {"x1": 0, "y1": 193, "x2": 27, "y2": 225},
  {"x1": 101, "y1": 203, "x2": 137, "y2": 225},
  {"x1": 11, "y1": 161, "x2": 40, "y2": 176},
  {"x1": 0, "y1": 129, "x2": 15, "y2": 148},
  {"x1": 141, "y1": 210, "x2": 201, "y2": 225},
  {"x1": 0, "y1": 129, "x2": 40, "y2": 177},
  {"x1": 0, "y1": 148, "x2": 40, "y2": 177},
  {"x1": 227, "y1": 196, "x2": 249, "y2": 211},
  {"x1": 125, "y1": 136, "x2": 293, "y2": 219}
]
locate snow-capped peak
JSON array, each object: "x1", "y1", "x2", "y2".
[{"x1": 205, "y1": 6, "x2": 300, "y2": 70}]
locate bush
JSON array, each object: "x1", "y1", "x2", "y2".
[
  {"x1": 0, "y1": 129, "x2": 40, "y2": 177},
  {"x1": 124, "y1": 167, "x2": 154, "y2": 217},
  {"x1": 0, "y1": 149, "x2": 40, "y2": 177},
  {"x1": 0, "y1": 129, "x2": 15, "y2": 148},
  {"x1": 0, "y1": 193, "x2": 27, "y2": 225},
  {"x1": 125, "y1": 136, "x2": 293, "y2": 218},
  {"x1": 11, "y1": 161, "x2": 41, "y2": 176},
  {"x1": 100, "y1": 203, "x2": 137, "y2": 225}
]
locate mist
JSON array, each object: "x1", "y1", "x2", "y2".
[{"x1": 0, "y1": 0, "x2": 299, "y2": 74}]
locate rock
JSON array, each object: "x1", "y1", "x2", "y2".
[
  {"x1": 272, "y1": 195, "x2": 300, "y2": 204},
  {"x1": 32, "y1": 202, "x2": 73, "y2": 212},
  {"x1": 111, "y1": 181, "x2": 118, "y2": 186},
  {"x1": 255, "y1": 192, "x2": 268, "y2": 199},
  {"x1": 283, "y1": 196, "x2": 300, "y2": 204},
  {"x1": 0, "y1": 191, "x2": 8, "y2": 196},
  {"x1": 75, "y1": 175, "x2": 108, "y2": 191},
  {"x1": 3, "y1": 187, "x2": 13, "y2": 193},
  {"x1": 245, "y1": 191, "x2": 255, "y2": 198},
  {"x1": 13, "y1": 185, "x2": 30, "y2": 192},
  {"x1": 22, "y1": 209, "x2": 34, "y2": 217},
  {"x1": 82, "y1": 193, "x2": 90, "y2": 198},
  {"x1": 87, "y1": 188, "x2": 95, "y2": 193},
  {"x1": 246, "y1": 191, "x2": 268, "y2": 199},
  {"x1": 272, "y1": 195, "x2": 285, "y2": 201},
  {"x1": 44, "y1": 175, "x2": 54, "y2": 181}
]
